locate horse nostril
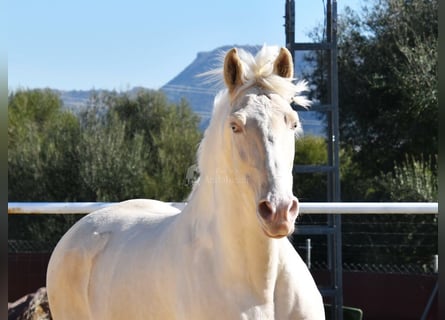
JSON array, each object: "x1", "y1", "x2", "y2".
[
  {"x1": 289, "y1": 198, "x2": 299, "y2": 216},
  {"x1": 258, "y1": 201, "x2": 274, "y2": 221}
]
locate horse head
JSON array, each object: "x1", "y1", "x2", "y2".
[{"x1": 218, "y1": 46, "x2": 309, "y2": 239}]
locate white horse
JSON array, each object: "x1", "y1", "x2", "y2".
[{"x1": 47, "y1": 45, "x2": 325, "y2": 320}]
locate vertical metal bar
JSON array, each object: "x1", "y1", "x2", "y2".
[
  {"x1": 326, "y1": 0, "x2": 334, "y2": 198},
  {"x1": 285, "y1": 0, "x2": 295, "y2": 60},
  {"x1": 306, "y1": 238, "x2": 312, "y2": 269},
  {"x1": 433, "y1": 254, "x2": 438, "y2": 273},
  {"x1": 331, "y1": 1, "x2": 343, "y2": 320},
  {"x1": 285, "y1": 1, "x2": 342, "y2": 319},
  {"x1": 331, "y1": 1, "x2": 340, "y2": 202},
  {"x1": 420, "y1": 281, "x2": 438, "y2": 320}
]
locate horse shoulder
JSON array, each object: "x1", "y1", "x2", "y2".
[
  {"x1": 274, "y1": 240, "x2": 325, "y2": 320},
  {"x1": 47, "y1": 200, "x2": 180, "y2": 319},
  {"x1": 47, "y1": 211, "x2": 112, "y2": 319}
]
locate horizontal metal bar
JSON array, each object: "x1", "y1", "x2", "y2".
[
  {"x1": 300, "y1": 202, "x2": 438, "y2": 214},
  {"x1": 8, "y1": 202, "x2": 438, "y2": 215},
  {"x1": 8, "y1": 202, "x2": 110, "y2": 214},
  {"x1": 290, "y1": 42, "x2": 333, "y2": 51},
  {"x1": 292, "y1": 103, "x2": 334, "y2": 113},
  {"x1": 295, "y1": 225, "x2": 336, "y2": 235},
  {"x1": 311, "y1": 104, "x2": 334, "y2": 112},
  {"x1": 319, "y1": 287, "x2": 339, "y2": 297},
  {"x1": 293, "y1": 165, "x2": 335, "y2": 173}
]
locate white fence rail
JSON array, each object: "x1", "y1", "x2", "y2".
[{"x1": 8, "y1": 202, "x2": 438, "y2": 215}]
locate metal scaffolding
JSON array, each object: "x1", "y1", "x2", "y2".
[{"x1": 285, "y1": 1, "x2": 343, "y2": 319}]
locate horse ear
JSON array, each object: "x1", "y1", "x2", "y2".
[
  {"x1": 273, "y1": 47, "x2": 294, "y2": 78},
  {"x1": 224, "y1": 48, "x2": 244, "y2": 93}
]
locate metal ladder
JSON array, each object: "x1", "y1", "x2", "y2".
[{"x1": 285, "y1": 1, "x2": 343, "y2": 319}]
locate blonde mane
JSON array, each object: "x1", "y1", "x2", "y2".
[{"x1": 202, "y1": 45, "x2": 311, "y2": 107}]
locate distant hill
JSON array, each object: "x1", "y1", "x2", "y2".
[
  {"x1": 56, "y1": 89, "x2": 94, "y2": 113},
  {"x1": 58, "y1": 44, "x2": 324, "y2": 135}
]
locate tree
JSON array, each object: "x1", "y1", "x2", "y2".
[
  {"x1": 8, "y1": 89, "x2": 83, "y2": 246},
  {"x1": 146, "y1": 99, "x2": 202, "y2": 200},
  {"x1": 8, "y1": 88, "x2": 203, "y2": 248},
  {"x1": 77, "y1": 109, "x2": 148, "y2": 201},
  {"x1": 340, "y1": 0, "x2": 437, "y2": 177},
  {"x1": 304, "y1": 0, "x2": 437, "y2": 200},
  {"x1": 93, "y1": 89, "x2": 202, "y2": 201},
  {"x1": 8, "y1": 89, "x2": 81, "y2": 201},
  {"x1": 301, "y1": 0, "x2": 438, "y2": 268},
  {"x1": 293, "y1": 135, "x2": 328, "y2": 202},
  {"x1": 370, "y1": 154, "x2": 437, "y2": 202}
]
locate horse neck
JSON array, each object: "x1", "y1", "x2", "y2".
[
  {"x1": 183, "y1": 170, "x2": 281, "y2": 291},
  {"x1": 178, "y1": 93, "x2": 282, "y2": 291}
]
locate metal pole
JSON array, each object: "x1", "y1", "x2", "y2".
[
  {"x1": 306, "y1": 238, "x2": 312, "y2": 269},
  {"x1": 285, "y1": 0, "x2": 295, "y2": 60}
]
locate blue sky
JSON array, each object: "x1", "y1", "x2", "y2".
[{"x1": 8, "y1": 0, "x2": 363, "y2": 91}]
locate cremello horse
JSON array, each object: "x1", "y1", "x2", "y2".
[{"x1": 47, "y1": 45, "x2": 325, "y2": 320}]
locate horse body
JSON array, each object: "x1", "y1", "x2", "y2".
[{"x1": 47, "y1": 45, "x2": 325, "y2": 319}]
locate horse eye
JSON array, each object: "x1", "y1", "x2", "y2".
[
  {"x1": 230, "y1": 122, "x2": 242, "y2": 133},
  {"x1": 285, "y1": 115, "x2": 298, "y2": 130}
]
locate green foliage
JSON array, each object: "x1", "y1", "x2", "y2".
[
  {"x1": 299, "y1": 0, "x2": 438, "y2": 268},
  {"x1": 8, "y1": 214, "x2": 83, "y2": 248},
  {"x1": 341, "y1": 155, "x2": 437, "y2": 266},
  {"x1": 342, "y1": 155, "x2": 438, "y2": 266},
  {"x1": 8, "y1": 88, "x2": 202, "y2": 248},
  {"x1": 305, "y1": 0, "x2": 438, "y2": 200},
  {"x1": 8, "y1": 89, "x2": 81, "y2": 201},
  {"x1": 9, "y1": 88, "x2": 201, "y2": 202},
  {"x1": 293, "y1": 135, "x2": 328, "y2": 201},
  {"x1": 8, "y1": 89, "x2": 83, "y2": 246},
  {"x1": 146, "y1": 99, "x2": 202, "y2": 200},
  {"x1": 78, "y1": 110, "x2": 148, "y2": 201},
  {"x1": 294, "y1": 135, "x2": 327, "y2": 166},
  {"x1": 338, "y1": 145, "x2": 370, "y2": 201},
  {"x1": 292, "y1": 136, "x2": 368, "y2": 202},
  {"x1": 369, "y1": 154, "x2": 438, "y2": 202},
  {"x1": 100, "y1": 90, "x2": 202, "y2": 201}
]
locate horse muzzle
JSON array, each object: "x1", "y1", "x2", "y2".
[{"x1": 257, "y1": 196, "x2": 299, "y2": 238}]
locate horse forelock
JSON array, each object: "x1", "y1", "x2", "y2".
[
  {"x1": 200, "y1": 45, "x2": 311, "y2": 108},
  {"x1": 239, "y1": 46, "x2": 310, "y2": 106}
]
